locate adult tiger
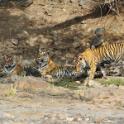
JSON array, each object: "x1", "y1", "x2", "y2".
[{"x1": 76, "y1": 42, "x2": 124, "y2": 85}]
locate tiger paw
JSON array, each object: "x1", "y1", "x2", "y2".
[
  {"x1": 84, "y1": 79, "x2": 99, "y2": 87},
  {"x1": 42, "y1": 75, "x2": 56, "y2": 83},
  {"x1": 46, "y1": 75, "x2": 53, "y2": 82},
  {"x1": 83, "y1": 79, "x2": 91, "y2": 86}
]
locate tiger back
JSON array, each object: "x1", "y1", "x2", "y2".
[{"x1": 76, "y1": 42, "x2": 124, "y2": 80}]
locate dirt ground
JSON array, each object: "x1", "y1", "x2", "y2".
[
  {"x1": 0, "y1": 77, "x2": 124, "y2": 124},
  {"x1": 0, "y1": 0, "x2": 124, "y2": 124}
]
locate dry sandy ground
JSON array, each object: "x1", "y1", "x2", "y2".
[{"x1": 0, "y1": 76, "x2": 124, "y2": 124}]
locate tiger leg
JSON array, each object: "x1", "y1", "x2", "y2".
[{"x1": 84, "y1": 63, "x2": 96, "y2": 86}]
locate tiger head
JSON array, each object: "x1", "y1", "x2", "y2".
[
  {"x1": 3, "y1": 55, "x2": 16, "y2": 74},
  {"x1": 35, "y1": 49, "x2": 58, "y2": 75},
  {"x1": 76, "y1": 48, "x2": 93, "y2": 72},
  {"x1": 76, "y1": 54, "x2": 87, "y2": 72},
  {"x1": 35, "y1": 51, "x2": 49, "y2": 70}
]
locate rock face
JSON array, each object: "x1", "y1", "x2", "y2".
[
  {"x1": 0, "y1": 0, "x2": 123, "y2": 78},
  {"x1": 90, "y1": 28, "x2": 105, "y2": 48},
  {"x1": 0, "y1": 0, "x2": 122, "y2": 63}
]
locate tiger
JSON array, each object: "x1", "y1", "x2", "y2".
[
  {"x1": 2, "y1": 55, "x2": 24, "y2": 76},
  {"x1": 76, "y1": 42, "x2": 124, "y2": 85},
  {"x1": 35, "y1": 51, "x2": 86, "y2": 82}
]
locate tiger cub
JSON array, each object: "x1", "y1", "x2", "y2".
[
  {"x1": 76, "y1": 42, "x2": 124, "y2": 83},
  {"x1": 3, "y1": 55, "x2": 24, "y2": 76},
  {"x1": 35, "y1": 51, "x2": 85, "y2": 82}
]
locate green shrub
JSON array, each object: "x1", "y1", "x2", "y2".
[{"x1": 99, "y1": 77, "x2": 124, "y2": 86}]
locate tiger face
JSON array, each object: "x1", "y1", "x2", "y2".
[
  {"x1": 76, "y1": 54, "x2": 87, "y2": 72},
  {"x1": 3, "y1": 55, "x2": 24, "y2": 76},
  {"x1": 35, "y1": 52, "x2": 49, "y2": 72},
  {"x1": 35, "y1": 50, "x2": 58, "y2": 76},
  {"x1": 3, "y1": 55, "x2": 16, "y2": 74},
  {"x1": 76, "y1": 49, "x2": 94, "y2": 72}
]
